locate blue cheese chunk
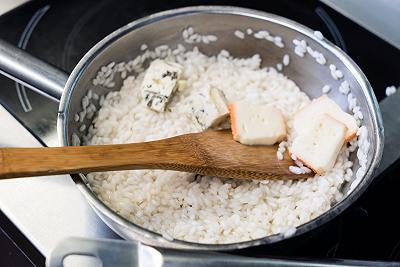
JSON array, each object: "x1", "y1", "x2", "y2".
[
  {"x1": 191, "y1": 88, "x2": 230, "y2": 130},
  {"x1": 141, "y1": 59, "x2": 183, "y2": 112}
]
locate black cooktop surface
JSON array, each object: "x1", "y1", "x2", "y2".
[{"x1": 0, "y1": 0, "x2": 399, "y2": 266}]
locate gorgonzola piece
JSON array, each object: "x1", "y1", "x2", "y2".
[
  {"x1": 141, "y1": 59, "x2": 183, "y2": 112},
  {"x1": 191, "y1": 88, "x2": 230, "y2": 130}
]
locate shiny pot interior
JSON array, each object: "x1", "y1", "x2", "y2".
[{"x1": 57, "y1": 6, "x2": 383, "y2": 250}]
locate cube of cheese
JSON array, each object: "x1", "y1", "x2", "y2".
[
  {"x1": 293, "y1": 95, "x2": 358, "y2": 142},
  {"x1": 209, "y1": 88, "x2": 229, "y2": 115},
  {"x1": 290, "y1": 114, "x2": 347, "y2": 175},
  {"x1": 229, "y1": 102, "x2": 286, "y2": 145},
  {"x1": 191, "y1": 88, "x2": 230, "y2": 130},
  {"x1": 141, "y1": 59, "x2": 183, "y2": 112}
]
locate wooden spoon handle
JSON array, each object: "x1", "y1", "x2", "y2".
[
  {"x1": 0, "y1": 135, "x2": 197, "y2": 179},
  {"x1": 0, "y1": 130, "x2": 307, "y2": 180}
]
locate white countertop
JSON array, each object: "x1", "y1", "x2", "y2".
[
  {"x1": 0, "y1": 0, "x2": 30, "y2": 15},
  {"x1": 0, "y1": 104, "x2": 119, "y2": 256}
]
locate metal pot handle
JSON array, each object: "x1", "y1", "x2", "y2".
[
  {"x1": 0, "y1": 39, "x2": 68, "y2": 102},
  {"x1": 46, "y1": 237, "x2": 400, "y2": 267}
]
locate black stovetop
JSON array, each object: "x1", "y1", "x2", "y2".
[{"x1": 0, "y1": 0, "x2": 399, "y2": 266}]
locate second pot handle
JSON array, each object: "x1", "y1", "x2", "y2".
[
  {"x1": 0, "y1": 39, "x2": 68, "y2": 102},
  {"x1": 47, "y1": 237, "x2": 400, "y2": 267}
]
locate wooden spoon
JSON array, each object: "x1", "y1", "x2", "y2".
[{"x1": 0, "y1": 130, "x2": 311, "y2": 180}]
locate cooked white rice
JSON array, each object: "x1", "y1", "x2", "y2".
[{"x1": 85, "y1": 47, "x2": 352, "y2": 244}]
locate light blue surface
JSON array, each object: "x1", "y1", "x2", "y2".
[{"x1": 321, "y1": 0, "x2": 400, "y2": 49}]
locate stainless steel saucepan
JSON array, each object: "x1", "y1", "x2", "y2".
[{"x1": 0, "y1": 6, "x2": 383, "y2": 250}]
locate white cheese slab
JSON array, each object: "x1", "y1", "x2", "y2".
[
  {"x1": 290, "y1": 114, "x2": 347, "y2": 175},
  {"x1": 230, "y1": 102, "x2": 286, "y2": 145},
  {"x1": 293, "y1": 95, "x2": 358, "y2": 142}
]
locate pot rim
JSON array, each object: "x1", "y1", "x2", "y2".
[{"x1": 57, "y1": 5, "x2": 384, "y2": 250}]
